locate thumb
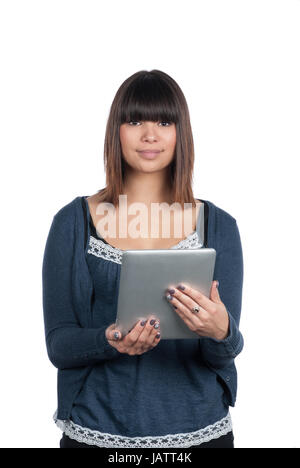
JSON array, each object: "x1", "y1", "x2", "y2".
[
  {"x1": 210, "y1": 280, "x2": 221, "y2": 303},
  {"x1": 106, "y1": 323, "x2": 122, "y2": 341}
]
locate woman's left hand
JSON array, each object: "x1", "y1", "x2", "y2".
[{"x1": 165, "y1": 281, "x2": 229, "y2": 340}]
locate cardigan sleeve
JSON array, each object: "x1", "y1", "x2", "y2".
[
  {"x1": 42, "y1": 210, "x2": 121, "y2": 370},
  {"x1": 198, "y1": 216, "x2": 244, "y2": 369}
]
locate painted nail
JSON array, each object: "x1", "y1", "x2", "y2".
[
  {"x1": 173, "y1": 306, "x2": 177, "y2": 309},
  {"x1": 140, "y1": 320, "x2": 146, "y2": 326},
  {"x1": 114, "y1": 332, "x2": 119, "y2": 340},
  {"x1": 166, "y1": 294, "x2": 173, "y2": 301},
  {"x1": 177, "y1": 284, "x2": 185, "y2": 290},
  {"x1": 167, "y1": 288, "x2": 176, "y2": 295},
  {"x1": 156, "y1": 333, "x2": 161, "y2": 339},
  {"x1": 154, "y1": 322, "x2": 160, "y2": 329},
  {"x1": 150, "y1": 319, "x2": 156, "y2": 325}
]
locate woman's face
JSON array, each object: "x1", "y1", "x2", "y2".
[{"x1": 119, "y1": 120, "x2": 176, "y2": 173}]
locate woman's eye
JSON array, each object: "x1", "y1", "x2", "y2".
[{"x1": 159, "y1": 121, "x2": 172, "y2": 127}]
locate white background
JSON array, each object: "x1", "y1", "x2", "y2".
[{"x1": 0, "y1": 0, "x2": 299, "y2": 448}]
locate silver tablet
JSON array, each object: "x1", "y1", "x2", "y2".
[{"x1": 115, "y1": 248, "x2": 216, "y2": 339}]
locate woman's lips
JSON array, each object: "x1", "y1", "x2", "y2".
[{"x1": 137, "y1": 150, "x2": 161, "y2": 159}]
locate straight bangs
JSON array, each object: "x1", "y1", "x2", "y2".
[{"x1": 118, "y1": 76, "x2": 180, "y2": 125}]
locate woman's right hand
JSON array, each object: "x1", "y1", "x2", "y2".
[{"x1": 105, "y1": 317, "x2": 161, "y2": 355}]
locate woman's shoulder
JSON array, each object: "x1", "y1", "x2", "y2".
[
  {"x1": 202, "y1": 198, "x2": 238, "y2": 225},
  {"x1": 50, "y1": 196, "x2": 81, "y2": 228}
]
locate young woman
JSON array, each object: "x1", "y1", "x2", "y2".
[{"x1": 42, "y1": 69, "x2": 244, "y2": 449}]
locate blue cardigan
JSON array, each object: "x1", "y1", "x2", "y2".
[{"x1": 42, "y1": 196, "x2": 244, "y2": 424}]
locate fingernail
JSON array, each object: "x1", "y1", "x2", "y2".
[
  {"x1": 154, "y1": 322, "x2": 160, "y2": 329},
  {"x1": 156, "y1": 333, "x2": 161, "y2": 339},
  {"x1": 167, "y1": 288, "x2": 176, "y2": 295},
  {"x1": 166, "y1": 294, "x2": 173, "y2": 301},
  {"x1": 150, "y1": 319, "x2": 156, "y2": 325},
  {"x1": 173, "y1": 306, "x2": 177, "y2": 309},
  {"x1": 140, "y1": 320, "x2": 146, "y2": 326},
  {"x1": 177, "y1": 284, "x2": 185, "y2": 290},
  {"x1": 216, "y1": 280, "x2": 219, "y2": 288},
  {"x1": 114, "y1": 332, "x2": 119, "y2": 340}
]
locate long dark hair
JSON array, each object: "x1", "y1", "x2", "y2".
[{"x1": 97, "y1": 69, "x2": 196, "y2": 208}]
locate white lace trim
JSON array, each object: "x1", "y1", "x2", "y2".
[
  {"x1": 87, "y1": 231, "x2": 202, "y2": 264},
  {"x1": 54, "y1": 410, "x2": 232, "y2": 448},
  {"x1": 87, "y1": 236, "x2": 123, "y2": 264}
]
